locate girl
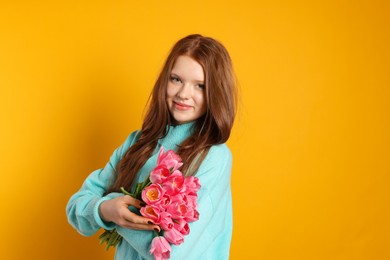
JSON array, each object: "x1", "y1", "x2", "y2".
[{"x1": 66, "y1": 34, "x2": 237, "y2": 259}]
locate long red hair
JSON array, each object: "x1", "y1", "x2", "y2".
[{"x1": 107, "y1": 34, "x2": 237, "y2": 193}]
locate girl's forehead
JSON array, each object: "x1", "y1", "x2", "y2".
[{"x1": 171, "y1": 56, "x2": 204, "y2": 82}]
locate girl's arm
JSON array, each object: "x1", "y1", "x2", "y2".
[{"x1": 66, "y1": 131, "x2": 141, "y2": 236}]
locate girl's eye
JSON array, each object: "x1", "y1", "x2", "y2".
[
  {"x1": 197, "y1": 84, "x2": 205, "y2": 89},
  {"x1": 170, "y1": 76, "x2": 181, "y2": 83}
]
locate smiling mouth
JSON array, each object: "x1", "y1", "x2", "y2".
[{"x1": 173, "y1": 101, "x2": 192, "y2": 111}]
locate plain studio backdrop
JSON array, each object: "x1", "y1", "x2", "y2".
[{"x1": 0, "y1": 1, "x2": 389, "y2": 259}]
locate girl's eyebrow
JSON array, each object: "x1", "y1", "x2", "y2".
[
  {"x1": 170, "y1": 73, "x2": 180, "y2": 77},
  {"x1": 170, "y1": 72, "x2": 204, "y2": 83}
]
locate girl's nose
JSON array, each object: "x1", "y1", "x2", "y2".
[{"x1": 177, "y1": 84, "x2": 192, "y2": 99}]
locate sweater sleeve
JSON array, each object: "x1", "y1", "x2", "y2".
[
  {"x1": 116, "y1": 144, "x2": 233, "y2": 260},
  {"x1": 66, "y1": 131, "x2": 140, "y2": 236}
]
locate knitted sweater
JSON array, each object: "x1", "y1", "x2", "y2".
[{"x1": 66, "y1": 122, "x2": 233, "y2": 259}]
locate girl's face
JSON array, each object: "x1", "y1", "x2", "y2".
[{"x1": 166, "y1": 55, "x2": 207, "y2": 124}]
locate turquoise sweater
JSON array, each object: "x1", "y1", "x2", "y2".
[{"x1": 66, "y1": 122, "x2": 233, "y2": 259}]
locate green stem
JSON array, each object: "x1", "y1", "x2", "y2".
[
  {"x1": 141, "y1": 176, "x2": 151, "y2": 189},
  {"x1": 141, "y1": 178, "x2": 152, "y2": 190},
  {"x1": 120, "y1": 187, "x2": 135, "y2": 198},
  {"x1": 134, "y1": 183, "x2": 143, "y2": 199}
]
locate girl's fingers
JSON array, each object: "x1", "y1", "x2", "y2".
[
  {"x1": 122, "y1": 195, "x2": 144, "y2": 209},
  {"x1": 118, "y1": 211, "x2": 160, "y2": 231},
  {"x1": 121, "y1": 222, "x2": 161, "y2": 231},
  {"x1": 122, "y1": 211, "x2": 151, "y2": 225},
  {"x1": 116, "y1": 195, "x2": 159, "y2": 230}
]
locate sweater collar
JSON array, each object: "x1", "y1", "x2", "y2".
[{"x1": 158, "y1": 121, "x2": 195, "y2": 150}]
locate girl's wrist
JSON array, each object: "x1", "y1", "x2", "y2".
[{"x1": 98, "y1": 200, "x2": 111, "y2": 223}]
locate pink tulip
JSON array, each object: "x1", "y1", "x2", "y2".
[
  {"x1": 162, "y1": 170, "x2": 184, "y2": 195},
  {"x1": 169, "y1": 193, "x2": 184, "y2": 204},
  {"x1": 150, "y1": 165, "x2": 171, "y2": 184},
  {"x1": 164, "y1": 228, "x2": 185, "y2": 245},
  {"x1": 171, "y1": 193, "x2": 196, "y2": 209},
  {"x1": 142, "y1": 184, "x2": 164, "y2": 205},
  {"x1": 158, "y1": 211, "x2": 174, "y2": 231},
  {"x1": 184, "y1": 176, "x2": 201, "y2": 193},
  {"x1": 166, "y1": 201, "x2": 188, "y2": 219},
  {"x1": 173, "y1": 218, "x2": 190, "y2": 235},
  {"x1": 157, "y1": 147, "x2": 183, "y2": 172},
  {"x1": 158, "y1": 194, "x2": 171, "y2": 210},
  {"x1": 185, "y1": 194, "x2": 198, "y2": 209},
  {"x1": 184, "y1": 209, "x2": 199, "y2": 222},
  {"x1": 150, "y1": 236, "x2": 171, "y2": 260},
  {"x1": 140, "y1": 205, "x2": 161, "y2": 223}
]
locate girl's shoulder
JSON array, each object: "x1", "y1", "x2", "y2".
[
  {"x1": 198, "y1": 143, "x2": 232, "y2": 173},
  {"x1": 124, "y1": 129, "x2": 141, "y2": 145},
  {"x1": 206, "y1": 143, "x2": 232, "y2": 162},
  {"x1": 195, "y1": 143, "x2": 232, "y2": 182}
]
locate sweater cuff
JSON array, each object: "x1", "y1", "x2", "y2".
[{"x1": 93, "y1": 193, "x2": 123, "y2": 230}]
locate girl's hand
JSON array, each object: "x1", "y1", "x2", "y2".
[{"x1": 99, "y1": 195, "x2": 160, "y2": 232}]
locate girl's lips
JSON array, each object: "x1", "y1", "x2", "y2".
[{"x1": 173, "y1": 101, "x2": 192, "y2": 111}]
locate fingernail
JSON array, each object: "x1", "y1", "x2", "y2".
[
  {"x1": 154, "y1": 228, "x2": 160, "y2": 232},
  {"x1": 140, "y1": 202, "x2": 146, "y2": 207},
  {"x1": 148, "y1": 221, "x2": 154, "y2": 225}
]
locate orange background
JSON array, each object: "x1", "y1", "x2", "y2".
[{"x1": 1, "y1": 1, "x2": 389, "y2": 259}]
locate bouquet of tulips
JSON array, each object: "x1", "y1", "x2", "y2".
[{"x1": 99, "y1": 147, "x2": 201, "y2": 260}]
